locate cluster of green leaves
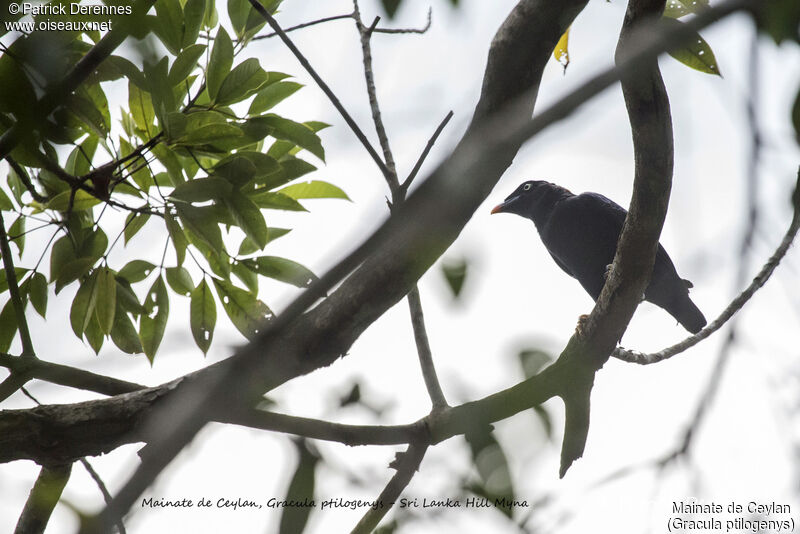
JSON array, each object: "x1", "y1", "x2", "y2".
[{"x1": 0, "y1": 0, "x2": 349, "y2": 361}]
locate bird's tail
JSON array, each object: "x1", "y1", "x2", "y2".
[{"x1": 674, "y1": 296, "x2": 707, "y2": 334}]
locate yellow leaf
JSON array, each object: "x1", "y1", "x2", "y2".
[{"x1": 554, "y1": 26, "x2": 571, "y2": 72}]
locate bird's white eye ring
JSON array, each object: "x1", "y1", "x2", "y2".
[{"x1": 523, "y1": 183, "x2": 532, "y2": 191}]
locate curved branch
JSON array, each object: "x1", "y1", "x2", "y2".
[{"x1": 613, "y1": 168, "x2": 800, "y2": 365}]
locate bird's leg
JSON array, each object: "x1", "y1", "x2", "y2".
[
  {"x1": 575, "y1": 314, "x2": 590, "y2": 338},
  {"x1": 603, "y1": 263, "x2": 613, "y2": 280}
]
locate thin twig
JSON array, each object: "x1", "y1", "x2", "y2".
[
  {"x1": 80, "y1": 459, "x2": 127, "y2": 534},
  {"x1": 351, "y1": 0, "x2": 448, "y2": 411},
  {"x1": 400, "y1": 110, "x2": 454, "y2": 194},
  {"x1": 353, "y1": 1, "x2": 399, "y2": 188},
  {"x1": 373, "y1": 8, "x2": 433, "y2": 35},
  {"x1": 252, "y1": 13, "x2": 355, "y2": 41},
  {"x1": 350, "y1": 442, "x2": 428, "y2": 534},
  {"x1": 0, "y1": 216, "x2": 35, "y2": 358},
  {"x1": 246, "y1": 0, "x2": 391, "y2": 178},
  {"x1": 406, "y1": 286, "x2": 448, "y2": 410}
]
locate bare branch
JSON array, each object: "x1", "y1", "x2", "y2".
[
  {"x1": 400, "y1": 110, "x2": 454, "y2": 194},
  {"x1": 14, "y1": 463, "x2": 72, "y2": 534},
  {"x1": 224, "y1": 409, "x2": 424, "y2": 446},
  {"x1": 373, "y1": 8, "x2": 432, "y2": 35},
  {"x1": 0, "y1": 353, "x2": 144, "y2": 396},
  {"x1": 350, "y1": 442, "x2": 428, "y2": 534},
  {"x1": 613, "y1": 169, "x2": 800, "y2": 365},
  {"x1": 406, "y1": 286, "x2": 448, "y2": 410},
  {"x1": 353, "y1": 0, "x2": 400, "y2": 188},
  {"x1": 252, "y1": 13, "x2": 355, "y2": 41}
]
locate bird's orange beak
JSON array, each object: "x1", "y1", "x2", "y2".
[{"x1": 490, "y1": 203, "x2": 506, "y2": 214}]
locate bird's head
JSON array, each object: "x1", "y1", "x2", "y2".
[{"x1": 491, "y1": 180, "x2": 566, "y2": 218}]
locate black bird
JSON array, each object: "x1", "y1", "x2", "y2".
[{"x1": 491, "y1": 180, "x2": 706, "y2": 334}]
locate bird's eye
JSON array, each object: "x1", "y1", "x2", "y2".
[{"x1": 523, "y1": 183, "x2": 532, "y2": 191}]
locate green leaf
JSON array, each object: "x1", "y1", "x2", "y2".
[
  {"x1": 70, "y1": 270, "x2": 99, "y2": 338},
  {"x1": 238, "y1": 227, "x2": 290, "y2": 256},
  {"x1": 29, "y1": 272, "x2": 48, "y2": 318},
  {"x1": 190, "y1": 279, "x2": 216, "y2": 354},
  {"x1": 95, "y1": 267, "x2": 117, "y2": 335},
  {"x1": 249, "y1": 81, "x2": 303, "y2": 115},
  {"x1": 129, "y1": 80, "x2": 156, "y2": 135},
  {"x1": 50, "y1": 235, "x2": 77, "y2": 284},
  {"x1": 225, "y1": 190, "x2": 268, "y2": 249},
  {"x1": 208, "y1": 27, "x2": 234, "y2": 101},
  {"x1": 259, "y1": 115, "x2": 325, "y2": 161},
  {"x1": 183, "y1": 0, "x2": 206, "y2": 48},
  {"x1": 248, "y1": 191, "x2": 307, "y2": 211},
  {"x1": 216, "y1": 58, "x2": 268, "y2": 106},
  {"x1": 9, "y1": 215, "x2": 25, "y2": 256},
  {"x1": 152, "y1": 0, "x2": 183, "y2": 54},
  {"x1": 213, "y1": 278, "x2": 272, "y2": 339},
  {"x1": 215, "y1": 151, "x2": 280, "y2": 187},
  {"x1": 244, "y1": 256, "x2": 318, "y2": 288},
  {"x1": 84, "y1": 313, "x2": 105, "y2": 354},
  {"x1": 179, "y1": 123, "x2": 244, "y2": 146},
  {"x1": 278, "y1": 440, "x2": 319, "y2": 534},
  {"x1": 0, "y1": 268, "x2": 27, "y2": 294},
  {"x1": 124, "y1": 212, "x2": 151, "y2": 245},
  {"x1": 116, "y1": 278, "x2": 146, "y2": 315},
  {"x1": 55, "y1": 258, "x2": 97, "y2": 294},
  {"x1": 441, "y1": 257, "x2": 468, "y2": 299},
  {"x1": 140, "y1": 275, "x2": 169, "y2": 362},
  {"x1": 232, "y1": 261, "x2": 259, "y2": 294},
  {"x1": 46, "y1": 190, "x2": 102, "y2": 212},
  {"x1": 0, "y1": 188, "x2": 14, "y2": 210},
  {"x1": 118, "y1": 260, "x2": 157, "y2": 283},
  {"x1": 228, "y1": 0, "x2": 251, "y2": 37},
  {"x1": 663, "y1": 19, "x2": 721, "y2": 76},
  {"x1": 111, "y1": 302, "x2": 143, "y2": 355},
  {"x1": 165, "y1": 212, "x2": 188, "y2": 266},
  {"x1": 278, "y1": 180, "x2": 349, "y2": 201},
  {"x1": 166, "y1": 266, "x2": 193, "y2": 296},
  {"x1": 663, "y1": 0, "x2": 709, "y2": 18},
  {"x1": 175, "y1": 203, "x2": 224, "y2": 252},
  {"x1": 380, "y1": 0, "x2": 401, "y2": 18},
  {"x1": 170, "y1": 177, "x2": 233, "y2": 203},
  {"x1": 754, "y1": 0, "x2": 800, "y2": 44},
  {"x1": 260, "y1": 157, "x2": 317, "y2": 190},
  {"x1": 0, "y1": 300, "x2": 17, "y2": 353},
  {"x1": 169, "y1": 44, "x2": 206, "y2": 86}
]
